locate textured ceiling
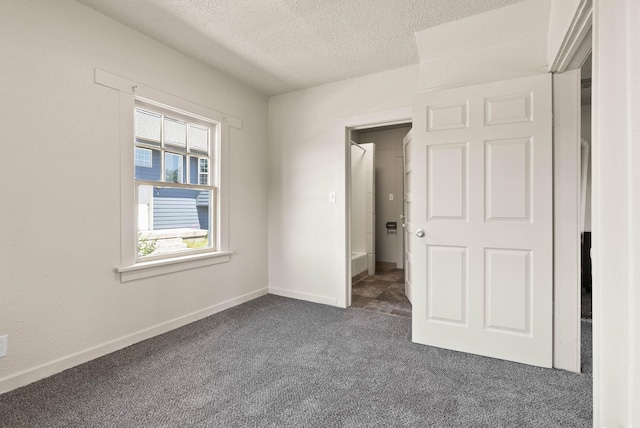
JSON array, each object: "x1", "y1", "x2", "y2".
[{"x1": 76, "y1": 0, "x2": 525, "y2": 95}]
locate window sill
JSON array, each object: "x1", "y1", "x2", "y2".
[{"x1": 116, "y1": 250, "x2": 232, "y2": 282}]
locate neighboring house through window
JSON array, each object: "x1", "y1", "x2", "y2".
[{"x1": 134, "y1": 104, "x2": 216, "y2": 259}]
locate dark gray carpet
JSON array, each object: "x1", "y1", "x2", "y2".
[{"x1": 0, "y1": 295, "x2": 592, "y2": 427}]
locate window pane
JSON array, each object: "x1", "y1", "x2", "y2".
[
  {"x1": 165, "y1": 153, "x2": 184, "y2": 183},
  {"x1": 138, "y1": 185, "x2": 154, "y2": 232},
  {"x1": 189, "y1": 156, "x2": 199, "y2": 185},
  {"x1": 135, "y1": 109, "x2": 161, "y2": 141},
  {"x1": 189, "y1": 124, "x2": 209, "y2": 153},
  {"x1": 164, "y1": 117, "x2": 186, "y2": 147},
  {"x1": 199, "y1": 158, "x2": 208, "y2": 185},
  {"x1": 137, "y1": 186, "x2": 213, "y2": 257},
  {"x1": 135, "y1": 148, "x2": 152, "y2": 168},
  {"x1": 188, "y1": 156, "x2": 210, "y2": 186},
  {"x1": 135, "y1": 148, "x2": 161, "y2": 181}
]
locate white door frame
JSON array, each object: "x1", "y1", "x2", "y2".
[
  {"x1": 341, "y1": 106, "x2": 412, "y2": 307},
  {"x1": 551, "y1": 69, "x2": 583, "y2": 373},
  {"x1": 590, "y1": 0, "x2": 640, "y2": 425},
  {"x1": 549, "y1": 0, "x2": 640, "y2": 425},
  {"x1": 549, "y1": 0, "x2": 592, "y2": 373}
]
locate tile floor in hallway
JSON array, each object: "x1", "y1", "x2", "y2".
[{"x1": 351, "y1": 266, "x2": 411, "y2": 318}]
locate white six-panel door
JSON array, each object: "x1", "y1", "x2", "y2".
[{"x1": 410, "y1": 74, "x2": 553, "y2": 367}]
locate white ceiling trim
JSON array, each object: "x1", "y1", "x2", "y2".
[{"x1": 548, "y1": 0, "x2": 593, "y2": 72}]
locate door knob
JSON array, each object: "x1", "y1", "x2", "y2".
[{"x1": 416, "y1": 229, "x2": 425, "y2": 238}]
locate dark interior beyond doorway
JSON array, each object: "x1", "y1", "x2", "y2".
[{"x1": 582, "y1": 232, "x2": 592, "y2": 319}]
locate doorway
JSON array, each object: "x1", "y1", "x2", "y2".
[{"x1": 348, "y1": 122, "x2": 412, "y2": 317}]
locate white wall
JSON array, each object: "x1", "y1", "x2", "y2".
[
  {"x1": 375, "y1": 150, "x2": 397, "y2": 263},
  {"x1": 0, "y1": 0, "x2": 268, "y2": 392},
  {"x1": 416, "y1": 0, "x2": 550, "y2": 90},
  {"x1": 268, "y1": 65, "x2": 418, "y2": 307},
  {"x1": 360, "y1": 126, "x2": 411, "y2": 265},
  {"x1": 350, "y1": 146, "x2": 367, "y2": 255},
  {"x1": 350, "y1": 142, "x2": 377, "y2": 276},
  {"x1": 592, "y1": 0, "x2": 640, "y2": 425},
  {"x1": 362, "y1": 143, "x2": 376, "y2": 275}
]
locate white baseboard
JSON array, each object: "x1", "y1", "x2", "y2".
[
  {"x1": 0, "y1": 287, "x2": 268, "y2": 394},
  {"x1": 268, "y1": 287, "x2": 337, "y2": 306}
]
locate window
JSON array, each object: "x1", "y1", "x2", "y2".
[
  {"x1": 164, "y1": 152, "x2": 184, "y2": 183},
  {"x1": 95, "y1": 69, "x2": 237, "y2": 280},
  {"x1": 135, "y1": 148, "x2": 152, "y2": 168},
  {"x1": 134, "y1": 104, "x2": 216, "y2": 259},
  {"x1": 199, "y1": 158, "x2": 208, "y2": 185}
]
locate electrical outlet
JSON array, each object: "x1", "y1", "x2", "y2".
[
  {"x1": 329, "y1": 191, "x2": 336, "y2": 203},
  {"x1": 389, "y1": 193, "x2": 394, "y2": 201},
  {"x1": 0, "y1": 335, "x2": 7, "y2": 358}
]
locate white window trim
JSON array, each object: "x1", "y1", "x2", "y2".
[
  {"x1": 95, "y1": 68, "x2": 241, "y2": 281},
  {"x1": 117, "y1": 251, "x2": 233, "y2": 283}
]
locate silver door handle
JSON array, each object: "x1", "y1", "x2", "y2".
[{"x1": 416, "y1": 229, "x2": 425, "y2": 238}]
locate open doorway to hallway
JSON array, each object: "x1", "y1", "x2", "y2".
[{"x1": 349, "y1": 123, "x2": 412, "y2": 317}]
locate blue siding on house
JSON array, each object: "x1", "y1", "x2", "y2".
[
  {"x1": 154, "y1": 188, "x2": 199, "y2": 230},
  {"x1": 154, "y1": 187, "x2": 198, "y2": 199},
  {"x1": 152, "y1": 188, "x2": 209, "y2": 230},
  {"x1": 196, "y1": 191, "x2": 209, "y2": 207},
  {"x1": 190, "y1": 157, "x2": 198, "y2": 184},
  {"x1": 196, "y1": 191, "x2": 210, "y2": 230},
  {"x1": 197, "y1": 206, "x2": 209, "y2": 231}
]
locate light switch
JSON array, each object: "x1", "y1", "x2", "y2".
[
  {"x1": 389, "y1": 193, "x2": 394, "y2": 201},
  {"x1": 329, "y1": 191, "x2": 336, "y2": 203}
]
